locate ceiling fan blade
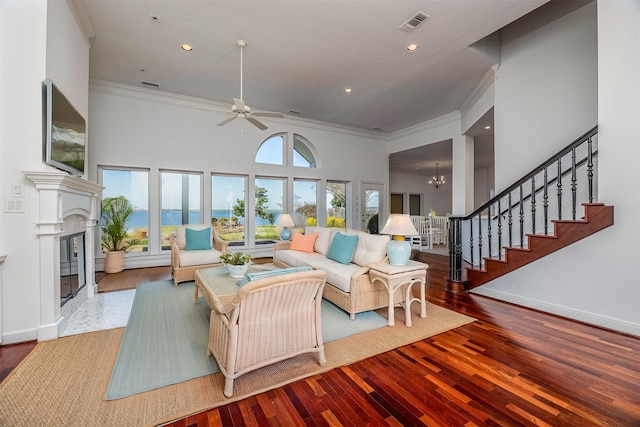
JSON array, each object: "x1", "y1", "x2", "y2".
[
  {"x1": 217, "y1": 116, "x2": 237, "y2": 126},
  {"x1": 246, "y1": 117, "x2": 268, "y2": 130},
  {"x1": 253, "y1": 111, "x2": 285, "y2": 119},
  {"x1": 233, "y1": 98, "x2": 246, "y2": 112}
]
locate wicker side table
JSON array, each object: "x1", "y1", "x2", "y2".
[{"x1": 368, "y1": 260, "x2": 428, "y2": 327}]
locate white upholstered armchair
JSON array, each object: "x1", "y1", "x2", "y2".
[
  {"x1": 204, "y1": 269, "x2": 327, "y2": 397},
  {"x1": 170, "y1": 224, "x2": 228, "y2": 285}
]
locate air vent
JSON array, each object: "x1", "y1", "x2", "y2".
[
  {"x1": 399, "y1": 11, "x2": 430, "y2": 32},
  {"x1": 140, "y1": 80, "x2": 160, "y2": 88},
  {"x1": 287, "y1": 109, "x2": 301, "y2": 115}
]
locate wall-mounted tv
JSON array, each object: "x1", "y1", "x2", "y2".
[{"x1": 43, "y1": 79, "x2": 86, "y2": 176}]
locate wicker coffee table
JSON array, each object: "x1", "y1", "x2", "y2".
[{"x1": 194, "y1": 264, "x2": 280, "y2": 307}]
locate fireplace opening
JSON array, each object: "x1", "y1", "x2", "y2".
[{"x1": 60, "y1": 232, "x2": 86, "y2": 306}]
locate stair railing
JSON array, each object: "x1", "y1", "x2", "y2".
[{"x1": 447, "y1": 126, "x2": 598, "y2": 286}]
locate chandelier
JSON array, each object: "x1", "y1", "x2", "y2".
[{"x1": 428, "y1": 163, "x2": 445, "y2": 189}]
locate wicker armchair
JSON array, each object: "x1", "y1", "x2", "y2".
[
  {"x1": 170, "y1": 225, "x2": 229, "y2": 285},
  {"x1": 204, "y1": 269, "x2": 327, "y2": 397}
]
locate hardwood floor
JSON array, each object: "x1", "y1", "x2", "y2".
[{"x1": 1, "y1": 253, "x2": 638, "y2": 426}]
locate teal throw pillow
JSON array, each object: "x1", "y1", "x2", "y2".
[
  {"x1": 185, "y1": 227, "x2": 211, "y2": 250},
  {"x1": 237, "y1": 266, "x2": 312, "y2": 286},
  {"x1": 326, "y1": 232, "x2": 359, "y2": 265}
]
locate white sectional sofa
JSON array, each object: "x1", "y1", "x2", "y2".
[{"x1": 273, "y1": 226, "x2": 404, "y2": 319}]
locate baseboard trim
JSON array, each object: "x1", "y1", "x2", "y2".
[
  {"x1": 471, "y1": 288, "x2": 640, "y2": 337},
  {"x1": 2, "y1": 328, "x2": 38, "y2": 345}
]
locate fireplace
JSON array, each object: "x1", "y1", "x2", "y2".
[
  {"x1": 60, "y1": 231, "x2": 86, "y2": 306},
  {"x1": 25, "y1": 172, "x2": 103, "y2": 340}
]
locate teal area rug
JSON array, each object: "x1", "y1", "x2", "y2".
[{"x1": 105, "y1": 280, "x2": 387, "y2": 400}]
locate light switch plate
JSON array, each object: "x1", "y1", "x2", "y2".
[{"x1": 11, "y1": 184, "x2": 23, "y2": 197}]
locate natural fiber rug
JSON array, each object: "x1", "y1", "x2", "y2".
[{"x1": 0, "y1": 303, "x2": 475, "y2": 426}]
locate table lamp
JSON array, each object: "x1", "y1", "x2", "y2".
[
  {"x1": 380, "y1": 214, "x2": 419, "y2": 266},
  {"x1": 277, "y1": 213, "x2": 296, "y2": 240}
]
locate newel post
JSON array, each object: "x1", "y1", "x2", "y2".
[{"x1": 446, "y1": 216, "x2": 467, "y2": 292}]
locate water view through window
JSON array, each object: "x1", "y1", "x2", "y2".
[{"x1": 102, "y1": 168, "x2": 149, "y2": 252}]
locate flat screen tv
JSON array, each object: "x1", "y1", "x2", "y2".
[{"x1": 43, "y1": 79, "x2": 86, "y2": 176}]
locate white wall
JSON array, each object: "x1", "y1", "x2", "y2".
[
  {"x1": 88, "y1": 82, "x2": 389, "y2": 266},
  {"x1": 472, "y1": 2, "x2": 640, "y2": 336},
  {"x1": 473, "y1": 165, "x2": 494, "y2": 209},
  {"x1": 0, "y1": 0, "x2": 90, "y2": 343},
  {"x1": 389, "y1": 171, "x2": 452, "y2": 216},
  {"x1": 493, "y1": 4, "x2": 598, "y2": 188}
]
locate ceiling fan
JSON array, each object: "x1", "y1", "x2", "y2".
[{"x1": 210, "y1": 40, "x2": 284, "y2": 130}]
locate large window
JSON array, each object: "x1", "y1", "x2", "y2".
[
  {"x1": 212, "y1": 174, "x2": 246, "y2": 244},
  {"x1": 101, "y1": 167, "x2": 149, "y2": 253},
  {"x1": 254, "y1": 177, "x2": 283, "y2": 242},
  {"x1": 160, "y1": 171, "x2": 202, "y2": 250},
  {"x1": 294, "y1": 179, "x2": 317, "y2": 231},
  {"x1": 326, "y1": 181, "x2": 346, "y2": 228}
]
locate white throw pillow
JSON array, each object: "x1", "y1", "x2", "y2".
[
  {"x1": 308, "y1": 226, "x2": 333, "y2": 255},
  {"x1": 352, "y1": 232, "x2": 390, "y2": 267}
]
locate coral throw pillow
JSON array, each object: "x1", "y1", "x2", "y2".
[{"x1": 289, "y1": 232, "x2": 318, "y2": 253}]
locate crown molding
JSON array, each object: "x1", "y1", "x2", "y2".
[
  {"x1": 460, "y1": 64, "x2": 498, "y2": 116},
  {"x1": 67, "y1": 0, "x2": 95, "y2": 42},
  {"x1": 388, "y1": 111, "x2": 462, "y2": 140}
]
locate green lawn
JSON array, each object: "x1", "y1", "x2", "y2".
[{"x1": 218, "y1": 225, "x2": 279, "y2": 241}]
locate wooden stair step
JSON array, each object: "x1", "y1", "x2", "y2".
[{"x1": 464, "y1": 204, "x2": 613, "y2": 290}]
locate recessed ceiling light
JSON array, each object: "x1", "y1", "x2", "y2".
[
  {"x1": 344, "y1": 88, "x2": 352, "y2": 93},
  {"x1": 181, "y1": 44, "x2": 193, "y2": 52},
  {"x1": 406, "y1": 44, "x2": 419, "y2": 52},
  {"x1": 484, "y1": 125, "x2": 491, "y2": 130}
]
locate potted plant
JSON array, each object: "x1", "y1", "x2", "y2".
[
  {"x1": 219, "y1": 251, "x2": 252, "y2": 278},
  {"x1": 101, "y1": 195, "x2": 137, "y2": 274}
]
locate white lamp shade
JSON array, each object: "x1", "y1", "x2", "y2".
[
  {"x1": 380, "y1": 214, "x2": 418, "y2": 266},
  {"x1": 277, "y1": 213, "x2": 296, "y2": 228},
  {"x1": 277, "y1": 213, "x2": 296, "y2": 240},
  {"x1": 380, "y1": 214, "x2": 419, "y2": 237}
]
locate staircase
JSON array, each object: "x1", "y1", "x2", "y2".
[
  {"x1": 446, "y1": 126, "x2": 611, "y2": 292},
  {"x1": 465, "y1": 203, "x2": 613, "y2": 289}
]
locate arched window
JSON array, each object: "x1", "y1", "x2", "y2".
[
  {"x1": 293, "y1": 134, "x2": 316, "y2": 168},
  {"x1": 255, "y1": 134, "x2": 284, "y2": 165},
  {"x1": 256, "y1": 133, "x2": 317, "y2": 168}
]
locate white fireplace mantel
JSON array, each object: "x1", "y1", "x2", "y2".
[{"x1": 25, "y1": 171, "x2": 104, "y2": 341}]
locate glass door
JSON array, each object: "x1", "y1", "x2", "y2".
[{"x1": 360, "y1": 182, "x2": 384, "y2": 234}]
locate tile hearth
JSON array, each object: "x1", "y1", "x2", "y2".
[{"x1": 61, "y1": 290, "x2": 135, "y2": 337}]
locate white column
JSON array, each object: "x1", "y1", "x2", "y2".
[
  {"x1": 36, "y1": 187, "x2": 64, "y2": 341},
  {"x1": 84, "y1": 195, "x2": 100, "y2": 298},
  {"x1": 452, "y1": 134, "x2": 474, "y2": 215}
]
